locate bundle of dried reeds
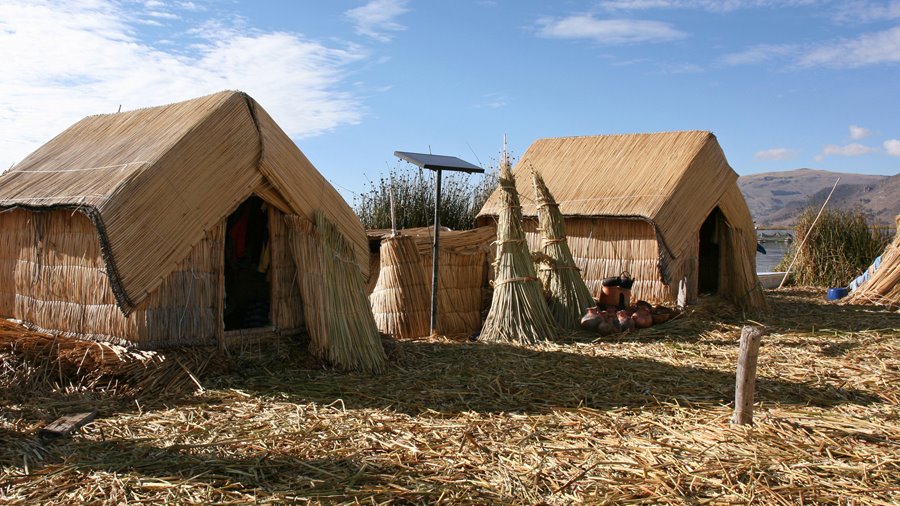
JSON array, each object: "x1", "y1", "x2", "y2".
[
  {"x1": 848, "y1": 215, "x2": 900, "y2": 308},
  {"x1": 532, "y1": 170, "x2": 595, "y2": 329},
  {"x1": 369, "y1": 235, "x2": 430, "y2": 339},
  {"x1": 285, "y1": 212, "x2": 386, "y2": 373},
  {"x1": 480, "y1": 157, "x2": 557, "y2": 344},
  {"x1": 0, "y1": 319, "x2": 214, "y2": 398}
]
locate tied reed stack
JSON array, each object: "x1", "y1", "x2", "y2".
[
  {"x1": 847, "y1": 215, "x2": 900, "y2": 308},
  {"x1": 369, "y1": 234, "x2": 431, "y2": 339},
  {"x1": 480, "y1": 156, "x2": 557, "y2": 344},
  {"x1": 286, "y1": 212, "x2": 386, "y2": 373},
  {"x1": 367, "y1": 226, "x2": 493, "y2": 335},
  {"x1": 532, "y1": 170, "x2": 595, "y2": 329}
]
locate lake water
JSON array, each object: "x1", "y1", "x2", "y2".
[
  {"x1": 755, "y1": 229, "x2": 793, "y2": 273},
  {"x1": 756, "y1": 240, "x2": 789, "y2": 273}
]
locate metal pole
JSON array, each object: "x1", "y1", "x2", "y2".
[{"x1": 431, "y1": 169, "x2": 442, "y2": 335}]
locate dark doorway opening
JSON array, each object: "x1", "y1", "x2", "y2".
[
  {"x1": 224, "y1": 196, "x2": 271, "y2": 330},
  {"x1": 698, "y1": 208, "x2": 722, "y2": 294}
]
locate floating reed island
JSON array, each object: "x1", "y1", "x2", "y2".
[{"x1": 1, "y1": 288, "x2": 897, "y2": 504}]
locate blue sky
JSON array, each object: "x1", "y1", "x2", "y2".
[{"x1": 1, "y1": 0, "x2": 898, "y2": 203}]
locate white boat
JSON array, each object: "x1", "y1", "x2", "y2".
[{"x1": 758, "y1": 271, "x2": 788, "y2": 289}]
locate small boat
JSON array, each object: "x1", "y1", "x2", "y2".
[{"x1": 758, "y1": 271, "x2": 788, "y2": 289}]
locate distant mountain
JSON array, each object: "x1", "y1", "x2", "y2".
[{"x1": 738, "y1": 168, "x2": 899, "y2": 227}]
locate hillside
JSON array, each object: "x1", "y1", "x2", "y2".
[{"x1": 738, "y1": 168, "x2": 898, "y2": 227}]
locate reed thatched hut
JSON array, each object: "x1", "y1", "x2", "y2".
[
  {"x1": 367, "y1": 227, "x2": 494, "y2": 336},
  {"x1": 476, "y1": 131, "x2": 766, "y2": 311},
  {"x1": 0, "y1": 91, "x2": 373, "y2": 353}
]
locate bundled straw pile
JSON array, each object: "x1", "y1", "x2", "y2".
[
  {"x1": 532, "y1": 170, "x2": 595, "y2": 329},
  {"x1": 0, "y1": 319, "x2": 214, "y2": 398},
  {"x1": 286, "y1": 212, "x2": 386, "y2": 373},
  {"x1": 847, "y1": 215, "x2": 900, "y2": 308},
  {"x1": 369, "y1": 235, "x2": 431, "y2": 339},
  {"x1": 367, "y1": 227, "x2": 493, "y2": 336},
  {"x1": 480, "y1": 157, "x2": 557, "y2": 344}
]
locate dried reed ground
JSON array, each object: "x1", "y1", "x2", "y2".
[{"x1": 1, "y1": 288, "x2": 898, "y2": 504}]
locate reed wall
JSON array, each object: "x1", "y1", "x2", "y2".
[
  {"x1": 2, "y1": 208, "x2": 222, "y2": 348},
  {"x1": 418, "y1": 242, "x2": 489, "y2": 335},
  {"x1": 268, "y1": 206, "x2": 304, "y2": 332},
  {"x1": 367, "y1": 227, "x2": 493, "y2": 336},
  {"x1": 519, "y1": 218, "x2": 675, "y2": 303},
  {"x1": 0, "y1": 209, "x2": 23, "y2": 316}
]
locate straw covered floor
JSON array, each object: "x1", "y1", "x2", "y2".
[{"x1": 1, "y1": 287, "x2": 897, "y2": 504}]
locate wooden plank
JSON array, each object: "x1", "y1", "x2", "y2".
[{"x1": 39, "y1": 411, "x2": 97, "y2": 438}]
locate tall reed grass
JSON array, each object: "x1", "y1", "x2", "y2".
[
  {"x1": 355, "y1": 164, "x2": 499, "y2": 231},
  {"x1": 777, "y1": 207, "x2": 890, "y2": 287}
]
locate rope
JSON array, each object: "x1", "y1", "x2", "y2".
[
  {"x1": 537, "y1": 266, "x2": 581, "y2": 272},
  {"x1": 491, "y1": 276, "x2": 540, "y2": 287}
]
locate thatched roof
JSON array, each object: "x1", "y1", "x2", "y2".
[
  {"x1": 0, "y1": 91, "x2": 367, "y2": 314},
  {"x1": 476, "y1": 131, "x2": 742, "y2": 257}
]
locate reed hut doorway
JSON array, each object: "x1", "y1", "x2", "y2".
[
  {"x1": 698, "y1": 207, "x2": 723, "y2": 294},
  {"x1": 224, "y1": 196, "x2": 271, "y2": 330}
]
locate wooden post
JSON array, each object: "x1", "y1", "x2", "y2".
[{"x1": 733, "y1": 325, "x2": 765, "y2": 425}]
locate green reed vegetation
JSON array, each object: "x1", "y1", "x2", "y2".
[
  {"x1": 777, "y1": 207, "x2": 891, "y2": 287},
  {"x1": 354, "y1": 165, "x2": 498, "y2": 231}
]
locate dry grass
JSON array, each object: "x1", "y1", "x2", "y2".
[{"x1": 1, "y1": 288, "x2": 898, "y2": 504}]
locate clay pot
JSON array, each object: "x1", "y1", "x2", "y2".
[
  {"x1": 651, "y1": 312, "x2": 671, "y2": 325},
  {"x1": 580, "y1": 307, "x2": 603, "y2": 331},
  {"x1": 595, "y1": 321, "x2": 616, "y2": 336},
  {"x1": 651, "y1": 305, "x2": 674, "y2": 325},
  {"x1": 635, "y1": 300, "x2": 652, "y2": 312},
  {"x1": 617, "y1": 310, "x2": 635, "y2": 332},
  {"x1": 632, "y1": 308, "x2": 653, "y2": 329}
]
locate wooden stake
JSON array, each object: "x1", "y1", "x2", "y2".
[{"x1": 733, "y1": 325, "x2": 765, "y2": 425}]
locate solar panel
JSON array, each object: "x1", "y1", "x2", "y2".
[{"x1": 393, "y1": 151, "x2": 483, "y2": 173}]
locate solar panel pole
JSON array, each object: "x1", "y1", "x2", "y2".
[
  {"x1": 430, "y1": 169, "x2": 442, "y2": 335},
  {"x1": 393, "y1": 151, "x2": 483, "y2": 337}
]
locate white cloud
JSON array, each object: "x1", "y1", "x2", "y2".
[
  {"x1": 0, "y1": 0, "x2": 368, "y2": 170},
  {"x1": 345, "y1": 0, "x2": 409, "y2": 42},
  {"x1": 799, "y1": 26, "x2": 900, "y2": 67},
  {"x1": 818, "y1": 143, "x2": 878, "y2": 159},
  {"x1": 722, "y1": 26, "x2": 900, "y2": 68},
  {"x1": 536, "y1": 15, "x2": 686, "y2": 44},
  {"x1": 884, "y1": 139, "x2": 900, "y2": 156},
  {"x1": 833, "y1": 1, "x2": 900, "y2": 23},
  {"x1": 753, "y1": 148, "x2": 799, "y2": 161},
  {"x1": 720, "y1": 43, "x2": 795, "y2": 65},
  {"x1": 599, "y1": 0, "x2": 820, "y2": 12},
  {"x1": 849, "y1": 125, "x2": 872, "y2": 140}
]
